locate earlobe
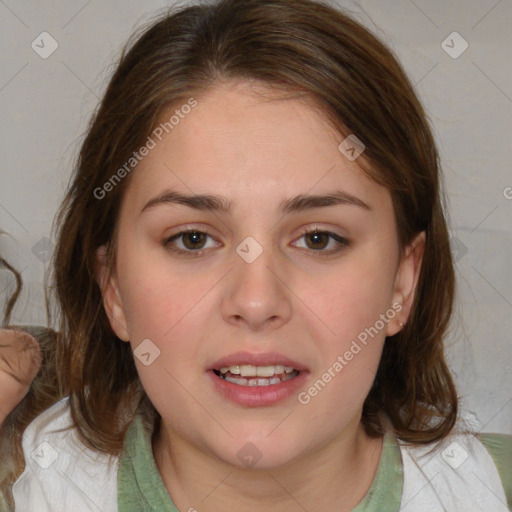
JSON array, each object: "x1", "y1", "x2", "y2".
[
  {"x1": 387, "y1": 231, "x2": 426, "y2": 337},
  {"x1": 95, "y1": 245, "x2": 130, "y2": 342}
]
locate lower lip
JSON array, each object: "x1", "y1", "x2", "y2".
[{"x1": 206, "y1": 370, "x2": 309, "y2": 407}]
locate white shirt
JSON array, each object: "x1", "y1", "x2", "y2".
[{"x1": 13, "y1": 397, "x2": 510, "y2": 511}]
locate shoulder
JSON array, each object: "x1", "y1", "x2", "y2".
[
  {"x1": 477, "y1": 431, "x2": 512, "y2": 458},
  {"x1": 12, "y1": 397, "x2": 120, "y2": 512},
  {"x1": 477, "y1": 432, "x2": 512, "y2": 508},
  {"x1": 397, "y1": 427, "x2": 511, "y2": 511}
]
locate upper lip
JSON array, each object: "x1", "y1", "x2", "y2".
[{"x1": 207, "y1": 351, "x2": 308, "y2": 372}]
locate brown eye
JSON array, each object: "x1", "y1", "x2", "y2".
[
  {"x1": 304, "y1": 231, "x2": 329, "y2": 250},
  {"x1": 293, "y1": 229, "x2": 350, "y2": 256},
  {"x1": 181, "y1": 231, "x2": 207, "y2": 250},
  {"x1": 163, "y1": 229, "x2": 218, "y2": 257}
]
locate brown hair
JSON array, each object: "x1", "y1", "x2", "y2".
[{"x1": 50, "y1": 0, "x2": 458, "y2": 460}]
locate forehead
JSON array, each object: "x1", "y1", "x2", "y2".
[{"x1": 122, "y1": 80, "x2": 393, "y2": 217}]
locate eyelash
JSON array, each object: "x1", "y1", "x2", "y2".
[{"x1": 162, "y1": 227, "x2": 350, "y2": 258}]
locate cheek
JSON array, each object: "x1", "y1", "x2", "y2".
[
  {"x1": 307, "y1": 258, "x2": 395, "y2": 344},
  {"x1": 117, "y1": 253, "x2": 215, "y2": 378},
  {"x1": 119, "y1": 250, "x2": 202, "y2": 341},
  {"x1": 122, "y1": 272, "x2": 206, "y2": 410},
  {"x1": 304, "y1": 277, "x2": 387, "y2": 420},
  {"x1": 300, "y1": 249, "x2": 394, "y2": 409}
]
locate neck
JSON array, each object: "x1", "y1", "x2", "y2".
[{"x1": 153, "y1": 417, "x2": 383, "y2": 512}]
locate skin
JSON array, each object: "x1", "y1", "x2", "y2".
[
  {"x1": 96, "y1": 79, "x2": 425, "y2": 512},
  {"x1": 0, "y1": 328, "x2": 41, "y2": 425}
]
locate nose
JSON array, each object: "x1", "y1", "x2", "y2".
[{"x1": 221, "y1": 238, "x2": 293, "y2": 332}]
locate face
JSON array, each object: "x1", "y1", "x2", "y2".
[{"x1": 97, "y1": 80, "x2": 424, "y2": 469}]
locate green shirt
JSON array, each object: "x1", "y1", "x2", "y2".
[{"x1": 118, "y1": 414, "x2": 512, "y2": 511}]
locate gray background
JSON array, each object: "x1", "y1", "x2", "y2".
[{"x1": 0, "y1": 0, "x2": 511, "y2": 434}]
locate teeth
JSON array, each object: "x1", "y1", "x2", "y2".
[
  {"x1": 240, "y1": 365, "x2": 256, "y2": 377},
  {"x1": 223, "y1": 375, "x2": 247, "y2": 386},
  {"x1": 219, "y1": 364, "x2": 296, "y2": 377},
  {"x1": 223, "y1": 372, "x2": 298, "y2": 386}
]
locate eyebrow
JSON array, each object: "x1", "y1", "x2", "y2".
[{"x1": 139, "y1": 188, "x2": 372, "y2": 216}]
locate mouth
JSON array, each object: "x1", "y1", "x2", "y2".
[
  {"x1": 206, "y1": 351, "x2": 308, "y2": 406},
  {"x1": 207, "y1": 351, "x2": 307, "y2": 387},
  {"x1": 212, "y1": 364, "x2": 300, "y2": 387}
]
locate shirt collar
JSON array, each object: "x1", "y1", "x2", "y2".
[{"x1": 118, "y1": 414, "x2": 403, "y2": 512}]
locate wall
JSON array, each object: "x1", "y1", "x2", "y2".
[{"x1": 0, "y1": 0, "x2": 510, "y2": 434}]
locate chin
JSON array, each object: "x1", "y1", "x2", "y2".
[{"x1": 209, "y1": 430, "x2": 306, "y2": 471}]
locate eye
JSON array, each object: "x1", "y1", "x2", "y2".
[
  {"x1": 163, "y1": 227, "x2": 350, "y2": 258},
  {"x1": 163, "y1": 229, "x2": 219, "y2": 257},
  {"x1": 292, "y1": 228, "x2": 350, "y2": 255}
]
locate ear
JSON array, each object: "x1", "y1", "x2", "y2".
[
  {"x1": 386, "y1": 231, "x2": 426, "y2": 337},
  {"x1": 95, "y1": 245, "x2": 130, "y2": 342}
]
